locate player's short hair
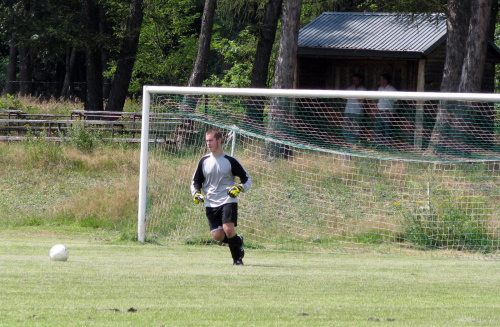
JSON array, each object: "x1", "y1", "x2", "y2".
[{"x1": 206, "y1": 129, "x2": 223, "y2": 140}]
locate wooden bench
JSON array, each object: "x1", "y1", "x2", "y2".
[
  {"x1": 0, "y1": 119, "x2": 137, "y2": 137},
  {"x1": 0, "y1": 113, "x2": 187, "y2": 139},
  {"x1": 70, "y1": 110, "x2": 142, "y2": 122},
  {"x1": 56, "y1": 119, "x2": 141, "y2": 137},
  {"x1": 18, "y1": 113, "x2": 72, "y2": 120},
  {"x1": 0, "y1": 135, "x2": 175, "y2": 144},
  {"x1": 0, "y1": 119, "x2": 57, "y2": 136},
  {"x1": 0, "y1": 110, "x2": 23, "y2": 119}
]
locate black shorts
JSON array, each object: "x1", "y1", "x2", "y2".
[{"x1": 206, "y1": 203, "x2": 238, "y2": 232}]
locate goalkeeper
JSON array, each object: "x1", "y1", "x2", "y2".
[{"x1": 191, "y1": 129, "x2": 252, "y2": 265}]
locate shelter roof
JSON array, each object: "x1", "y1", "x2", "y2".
[{"x1": 298, "y1": 12, "x2": 449, "y2": 58}]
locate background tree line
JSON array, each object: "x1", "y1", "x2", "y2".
[{"x1": 0, "y1": 0, "x2": 498, "y2": 113}]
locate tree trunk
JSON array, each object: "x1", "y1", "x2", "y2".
[
  {"x1": 458, "y1": 0, "x2": 492, "y2": 93},
  {"x1": 459, "y1": 0, "x2": 495, "y2": 149},
  {"x1": 4, "y1": 38, "x2": 17, "y2": 96},
  {"x1": 272, "y1": 0, "x2": 301, "y2": 90},
  {"x1": 266, "y1": 0, "x2": 302, "y2": 159},
  {"x1": 251, "y1": 0, "x2": 283, "y2": 88},
  {"x1": 100, "y1": 10, "x2": 113, "y2": 100},
  {"x1": 176, "y1": 0, "x2": 217, "y2": 150},
  {"x1": 187, "y1": 0, "x2": 217, "y2": 87},
  {"x1": 102, "y1": 51, "x2": 111, "y2": 100},
  {"x1": 440, "y1": 0, "x2": 470, "y2": 93},
  {"x1": 487, "y1": 0, "x2": 498, "y2": 39},
  {"x1": 18, "y1": 46, "x2": 32, "y2": 96},
  {"x1": 106, "y1": 0, "x2": 144, "y2": 112},
  {"x1": 61, "y1": 47, "x2": 77, "y2": 99},
  {"x1": 246, "y1": 0, "x2": 283, "y2": 127},
  {"x1": 84, "y1": 51, "x2": 104, "y2": 111},
  {"x1": 82, "y1": 0, "x2": 104, "y2": 111},
  {"x1": 426, "y1": 0, "x2": 495, "y2": 157},
  {"x1": 426, "y1": 0, "x2": 469, "y2": 155}
]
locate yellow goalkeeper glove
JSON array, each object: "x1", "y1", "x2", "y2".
[
  {"x1": 227, "y1": 184, "x2": 244, "y2": 198},
  {"x1": 193, "y1": 192, "x2": 205, "y2": 204}
]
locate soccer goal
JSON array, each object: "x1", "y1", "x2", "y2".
[{"x1": 138, "y1": 86, "x2": 500, "y2": 258}]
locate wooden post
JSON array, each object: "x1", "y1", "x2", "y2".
[{"x1": 414, "y1": 59, "x2": 425, "y2": 150}]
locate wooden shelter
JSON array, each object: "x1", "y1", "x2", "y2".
[{"x1": 297, "y1": 12, "x2": 500, "y2": 92}]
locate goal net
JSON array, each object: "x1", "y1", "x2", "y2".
[{"x1": 138, "y1": 86, "x2": 500, "y2": 258}]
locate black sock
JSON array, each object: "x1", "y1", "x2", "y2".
[
  {"x1": 228, "y1": 234, "x2": 242, "y2": 246},
  {"x1": 222, "y1": 235, "x2": 229, "y2": 244},
  {"x1": 227, "y1": 235, "x2": 241, "y2": 261}
]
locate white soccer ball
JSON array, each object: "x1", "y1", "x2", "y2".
[{"x1": 49, "y1": 244, "x2": 69, "y2": 261}]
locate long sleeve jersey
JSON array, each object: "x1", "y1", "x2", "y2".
[{"x1": 191, "y1": 152, "x2": 252, "y2": 208}]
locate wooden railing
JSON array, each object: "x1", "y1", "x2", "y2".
[{"x1": 0, "y1": 110, "x2": 179, "y2": 144}]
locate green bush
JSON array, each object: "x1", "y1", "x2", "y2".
[
  {"x1": 65, "y1": 122, "x2": 101, "y2": 151},
  {"x1": 401, "y1": 196, "x2": 494, "y2": 252},
  {"x1": 0, "y1": 94, "x2": 24, "y2": 110}
]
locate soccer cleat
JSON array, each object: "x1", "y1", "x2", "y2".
[{"x1": 233, "y1": 259, "x2": 244, "y2": 266}]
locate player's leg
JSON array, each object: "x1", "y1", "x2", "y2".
[
  {"x1": 221, "y1": 204, "x2": 244, "y2": 265},
  {"x1": 207, "y1": 207, "x2": 226, "y2": 243},
  {"x1": 225, "y1": 224, "x2": 244, "y2": 266},
  {"x1": 211, "y1": 228, "x2": 225, "y2": 242}
]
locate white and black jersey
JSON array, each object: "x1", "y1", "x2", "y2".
[{"x1": 191, "y1": 152, "x2": 252, "y2": 208}]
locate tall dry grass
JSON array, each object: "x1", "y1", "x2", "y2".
[
  {"x1": 0, "y1": 94, "x2": 141, "y2": 115},
  {"x1": 0, "y1": 95, "x2": 82, "y2": 114},
  {"x1": 0, "y1": 141, "x2": 141, "y2": 237}
]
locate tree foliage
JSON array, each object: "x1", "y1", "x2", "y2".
[
  {"x1": 129, "y1": 0, "x2": 200, "y2": 90},
  {"x1": 204, "y1": 29, "x2": 256, "y2": 87},
  {"x1": 360, "y1": 0, "x2": 446, "y2": 12},
  {"x1": 0, "y1": 0, "x2": 498, "y2": 111}
]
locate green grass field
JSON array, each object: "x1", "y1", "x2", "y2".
[
  {"x1": 1, "y1": 226, "x2": 499, "y2": 327},
  {"x1": 1, "y1": 135, "x2": 499, "y2": 326}
]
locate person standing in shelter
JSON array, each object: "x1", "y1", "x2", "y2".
[
  {"x1": 375, "y1": 73, "x2": 397, "y2": 144},
  {"x1": 343, "y1": 73, "x2": 367, "y2": 145},
  {"x1": 191, "y1": 129, "x2": 252, "y2": 265}
]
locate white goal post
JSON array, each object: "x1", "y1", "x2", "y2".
[{"x1": 138, "y1": 86, "x2": 500, "y2": 257}]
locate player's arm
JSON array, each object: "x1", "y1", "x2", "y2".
[
  {"x1": 226, "y1": 156, "x2": 251, "y2": 197},
  {"x1": 232, "y1": 161, "x2": 251, "y2": 192},
  {"x1": 191, "y1": 159, "x2": 205, "y2": 203}
]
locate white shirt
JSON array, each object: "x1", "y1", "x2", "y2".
[
  {"x1": 377, "y1": 84, "x2": 397, "y2": 111},
  {"x1": 191, "y1": 152, "x2": 251, "y2": 208},
  {"x1": 344, "y1": 85, "x2": 367, "y2": 114}
]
